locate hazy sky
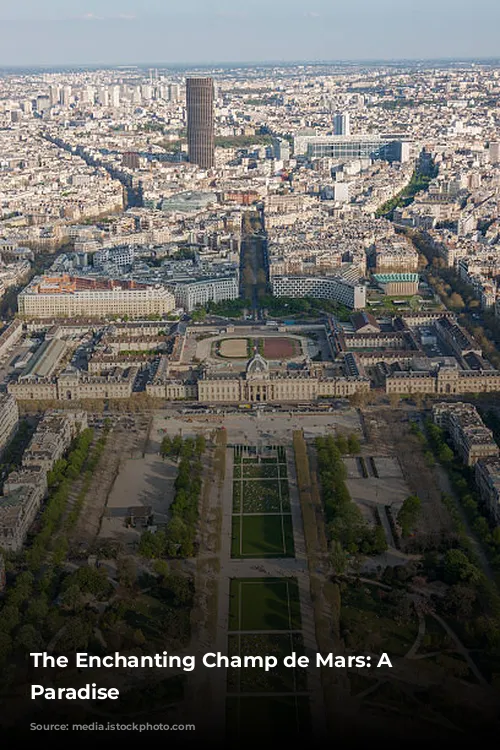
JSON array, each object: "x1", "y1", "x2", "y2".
[{"x1": 0, "y1": 0, "x2": 498, "y2": 66}]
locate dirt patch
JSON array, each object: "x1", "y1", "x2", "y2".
[
  {"x1": 262, "y1": 337, "x2": 301, "y2": 359},
  {"x1": 219, "y1": 338, "x2": 248, "y2": 358},
  {"x1": 371, "y1": 410, "x2": 455, "y2": 541}
]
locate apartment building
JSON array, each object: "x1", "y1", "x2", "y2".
[
  {"x1": 475, "y1": 458, "x2": 500, "y2": 524},
  {"x1": 18, "y1": 275, "x2": 175, "y2": 319},
  {"x1": 170, "y1": 275, "x2": 239, "y2": 312},
  {"x1": 271, "y1": 275, "x2": 366, "y2": 310},
  {"x1": 0, "y1": 410, "x2": 86, "y2": 552},
  {"x1": 22, "y1": 410, "x2": 87, "y2": 472},
  {"x1": 0, "y1": 394, "x2": 19, "y2": 454},
  {"x1": 0, "y1": 486, "x2": 44, "y2": 552},
  {"x1": 432, "y1": 402, "x2": 499, "y2": 465},
  {"x1": 386, "y1": 367, "x2": 500, "y2": 395}
]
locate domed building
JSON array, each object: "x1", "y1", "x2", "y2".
[
  {"x1": 246, "y1": 352, "x2": 270, "y2": 378},
  {"x1": 194, "y1": 352, "x2": 369, "y2": 404}
]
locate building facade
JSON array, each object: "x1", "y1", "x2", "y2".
[
  {"x1": 293, "y1": 134, "x2": 411, "y2": 163},
  {"x1": 186, "y1": 78, "x2": 215, "y2": 169},
  {"x1": 386, "y1": 367, "x2": 500, "y2": 395},
  {"x1": 271, "y1": 275, "x2": 366, "y2": 310},
  {"x1": 0, "y1": 394, "x2": 19, "y2": 454},
  {"x1": 18, "y1": 275, "x2": 175, "y2": 319},
  {"x1": 0, "y1": 410, "x2": 86, "y2": 552},
  {"x1": 475, "y1": 458, "x2": 500, "y2": 524},
  {"x1": 432, "y1": 402, "x2": 499, "y2": 466},
  {"x1": 170, "y1": 275, "x2": 239, "y2": 312}
]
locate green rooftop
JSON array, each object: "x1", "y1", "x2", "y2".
[{"x1": 374, "y1": 273, "x2": 420, "y2": 282}]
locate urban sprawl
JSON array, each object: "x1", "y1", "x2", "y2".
[{"x1": 1, "y1": 61, "x2": 500, "y2": 739}]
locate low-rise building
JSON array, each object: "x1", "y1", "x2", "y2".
[
  {"x1": 373, "y1": 273, "x2": 419, "y2": 296},
  {"x1": 386, "y1": 366, "x2": 500, "y2": 395},
  {"x1": 432, "y1": 402, "x2": 499, "y2": 465},
  {"x1": 0, "y1": 394, "x2": 19, "y2": 454},
  {"x1": 22, "y1": 410, "x2": 87, "y2": 472},
  {"x1": 169, "y1": 275, "x2": 239, "y2": 312},
  {"x1": 0, "y1": 485, "x2": 43, "y2": 553},
  {"x1": 475, "y1": 458, "x2": 500, "y2": 524},
  {"x1": 18, "y1": 274, "x2": 175, "y2": 319},
  {"x1": 0, "y1": 410, "x2": 86, "y2": 552}
]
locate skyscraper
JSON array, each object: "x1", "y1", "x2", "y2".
[
  {"x1": 186, "y1": 78, "x2": 215, "y2": 169},
  {"x1": 333, "y1": 112, "x2": 350, "y2": 136}
]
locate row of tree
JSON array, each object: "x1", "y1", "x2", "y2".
[
  {"x1": 0, "y1": 426, "x2": 112, "y2": 664},
  {"x1": 259, "y1": 294, "x2": 352, "y2": 321},
  {"x1": 315, "y1": 435, "x2": 388, "y2": 567},
  {"x1": 141, "y1": 436, "x2": 206, "y2": 559},
  {"x1": 424, "y1": 419, "x2": 500, "y2": 571}
]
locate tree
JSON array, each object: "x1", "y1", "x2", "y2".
[
  {"x1": 14, "y1": 624, "x2": 44, "y2": 654},
  {"x1": 397, "y1": 495, "x2": 422, "y2": 537},
  {"x1": 60, "y1": 584, "x2": 85, "y2": 612},
  {"x1": 160, "y1": 435, "x2": 172, "y2": 457},
  {"x1": 389, "y1": 393, "x2": 400, "y2": 408},
  {"x1": 195, "y1": 435, "x2": 206, "y2": 455},
  {"x1": 444, "y1": 584, "x2": 477, "y2": 620},
  {"x1": 191, "y1": 307, "x2": 206, "y2": 323},
  {"x1": 26, "y1": 596, "x2": 49, "y2": 624},
  {"x1": 138, "y1": 530, "x2": 166, "y2": 559},
  {"x1": 0, "y1": 605, "x2": 20, "y2": 634},
  {"x1": 62, "y1": 566, "x2": 110, "y2": 598},
  {"x1": 330, "y1": 540, "x2": 348, "y2": 575},
  {"x1": 349, "y1": 391, "x2": 367, "y2": 408},
  {"x1": 133, "y1": 629, "x2": 146, "y2": 646},
  {"x1": 0, "y1": 631, "x2": 12, "y2": 664},
  {"x1": 449, "y1": 292, "x2": 465, "y2": 311},
  {"x1": 117, "y1": 556, "x2": 137, "y2": 589},
  {"x1": 347, "y1": 434, "x2": 361, "y2": 454},
  {"x1": 165, "y1": 574, "x2": 192, "y2": 605},
  {"x1": 58, "y1": 617, "x2": 93, "y2": 651},
  {"x1": 171, "y1": 435, "x2": 183, "y2": 457},
  {"x1": 335, "y1": 433, "x2": 348, "y2": 454},
  {"x1": 166, "y1": 516, "x2": 190, "y2": 557},
  {"x1": 438, "y1": 444, "x2": 454, "y2": 464},
  {"x1": 443, "y1": 549, "x2": 482, "y2": 585},
  {"x1": 153, "y1": 559, "x2": 170, "y2": 580}
]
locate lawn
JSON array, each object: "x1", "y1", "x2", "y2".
[
  {"x1": 228, "y1": 578, "x2": 302, "y2": 631},
  {"x1": 233, "y1": 481, "x2": 242, "y2": 512},
  {"x1": 232, "y1": 514, "x2": 295, "y2": 558},
  {"x1": 340, "y1": 584, "x2": 418, "y2": 657},
  {"x1": 231, "y1": 449, "x2": 293, "y2": 551},
  {"x1": 242, "y1": 462, "x2": 281, "y2": 479},
  {"x1": 226, "y1": 695, "x2": 311, "y2": 741},
  {"x1": 227, "y1": 633, "x2": 308, "y2": 693},
  {"x1": 242, "y1": 480, "x2": 282, "y2": 512}
]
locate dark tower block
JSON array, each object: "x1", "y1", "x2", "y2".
[{"x1": 186, "y1": 77, "x2": 215, "y2": 169}]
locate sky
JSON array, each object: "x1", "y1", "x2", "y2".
[{"x1": 0, "y1": 0, "x2": 498, "y2": 67}]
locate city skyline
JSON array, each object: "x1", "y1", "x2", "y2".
[{"x1": 0, "y1": 0, "x2": 499, "y2": 66}]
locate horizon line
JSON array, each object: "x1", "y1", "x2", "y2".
[{"x1": 1, "y1": 56, "x2": 500, "y2": 70}]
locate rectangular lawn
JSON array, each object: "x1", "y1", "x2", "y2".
[
  {"x1": 232, "y1": 514, "x2": 294, "y2": 558},
  {"x1": 228, "y1": 578, "x2": 302, "y2": 631},
  {"x1": 226, "y1": 695, "x2": 311, "y2": 741}
]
